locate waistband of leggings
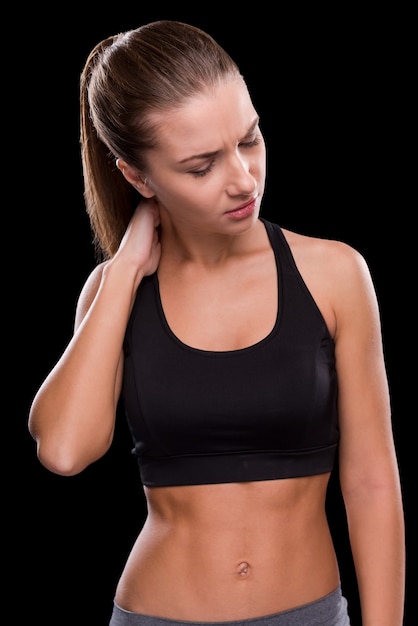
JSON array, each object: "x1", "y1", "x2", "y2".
[{"x1": 110, "y1": 585, "x2": 349, "y2": 626}]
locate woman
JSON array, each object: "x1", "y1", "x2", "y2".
[{"x1": 28, "y1": 20, "x2": 405, "y2": 626}]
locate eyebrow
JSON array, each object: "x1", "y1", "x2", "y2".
[{"x1": 178, "y1": 117, "x2": 260, "y2": 165}]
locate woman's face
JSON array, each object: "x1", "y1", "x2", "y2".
[{"x1": 144, "y1": 77, "x2": 266, "y2": 235}]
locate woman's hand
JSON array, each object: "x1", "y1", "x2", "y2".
[{"x1": 115, "y1": 198, "x2": 162, "y2": 287}]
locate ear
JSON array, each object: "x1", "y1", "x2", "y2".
[{"x1": 116, "y1": 158, "x2": 155, "y2": 198}]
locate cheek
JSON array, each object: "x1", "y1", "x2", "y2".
[
  {"x1": 254, "y1": 145, "x2": 267, "y2": 173},
  {"x1": 150, "y1": 181, "x2": 200, "y2": 216},
  {"x1": 154, "y1": 174, "x2": 221, "y2": 209},
  {"x1": 253, "y1": 157, "x2": 267, "y2": 191},
  {"x1": 252, "y1": 153, "x2": 266, "y2": 192}
]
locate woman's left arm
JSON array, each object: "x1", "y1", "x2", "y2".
[{"x1": 332, "y1": 243, "x2": 405, "y2": 626}]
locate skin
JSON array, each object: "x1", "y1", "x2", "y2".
[{"x1": 29, "y1": 78, "x2": 405, "y2": 623}]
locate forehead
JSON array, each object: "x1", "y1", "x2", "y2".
[{"x1": 147, "y1": 78, "x2": 258, "y2": 158}]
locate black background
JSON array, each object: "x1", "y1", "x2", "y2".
[{"x1": 18, "y1": 6, "x2": 412, "y2": 625}]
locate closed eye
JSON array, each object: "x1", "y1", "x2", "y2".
[
  {"x1": 239, "y1": 137, "x2": 260, "y2": 148},
  {"x1": 190, "y1": 136, "x2": 261, "y2": 178},
  {"x1": 190, "y1": 160, "x2": 216, "y2": 178}
]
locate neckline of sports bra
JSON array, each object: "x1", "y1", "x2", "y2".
[{"x1": 152, "y1": 220, "x2": 282, "y2": 355}]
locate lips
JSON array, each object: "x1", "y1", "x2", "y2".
[{"x1": 225, "y1": 197, "x2": 257, "y2": 219}]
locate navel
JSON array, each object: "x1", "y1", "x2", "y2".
[{"x1": 236, "y1": 561, "x2": 251, "y2": 577}]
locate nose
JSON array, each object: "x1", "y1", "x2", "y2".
[{"x1": 226, "y1": 152, "x2": 257, "y2": 196}]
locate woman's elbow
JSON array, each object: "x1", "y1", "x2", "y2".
[{"x1": 32, "y1": 428, "x2": 112, "y2": 476}]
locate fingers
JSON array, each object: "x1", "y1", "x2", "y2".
[{"x1": 135, "y1": 197, "x2": 160, "y2": 226}]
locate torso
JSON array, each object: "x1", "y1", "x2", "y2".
[
  {"x1": 115, "y1": 476, "x2": 340, "y2": 620},
  {"x1": 116, "y1": 219, "x2": 341, "y2": 619}
]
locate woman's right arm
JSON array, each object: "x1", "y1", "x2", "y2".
[{"x1": 28, "y1": 199, "x2": 161, "y2": 476}]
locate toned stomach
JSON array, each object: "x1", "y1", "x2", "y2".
[{"x1": 114, "y1": 473, "x2": 340, "y2": 621}]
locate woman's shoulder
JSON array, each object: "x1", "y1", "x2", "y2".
[
  {"x1": 280, "y1": 226, "x2": 368, "y2": 279},
  {"x1": 277, "y1": 226, "x2": 375, "y2": 331}
]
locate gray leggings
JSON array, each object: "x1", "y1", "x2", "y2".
[{"x1": 109, "y1": 586, "x2": 350, "y2": 626}]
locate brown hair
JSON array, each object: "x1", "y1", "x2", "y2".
[{"x1": 80, "y1": 20, "x2": 241, "y2": 259}]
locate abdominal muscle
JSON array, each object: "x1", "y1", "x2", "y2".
[{"x1": 114, "y1": 473, "x2": 340, "y2": 621}]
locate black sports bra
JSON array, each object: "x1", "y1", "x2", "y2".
[{"x1": 122, "y1": 219, "x2": 339, "y2": 487}]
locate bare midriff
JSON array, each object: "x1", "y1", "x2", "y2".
[{"x1": 114, "y1": 473, "x2": 340, "y2": 621}]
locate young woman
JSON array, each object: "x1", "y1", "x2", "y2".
[{"x1": 28, "y1": 20, "x2": 405, "y2": 626}]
